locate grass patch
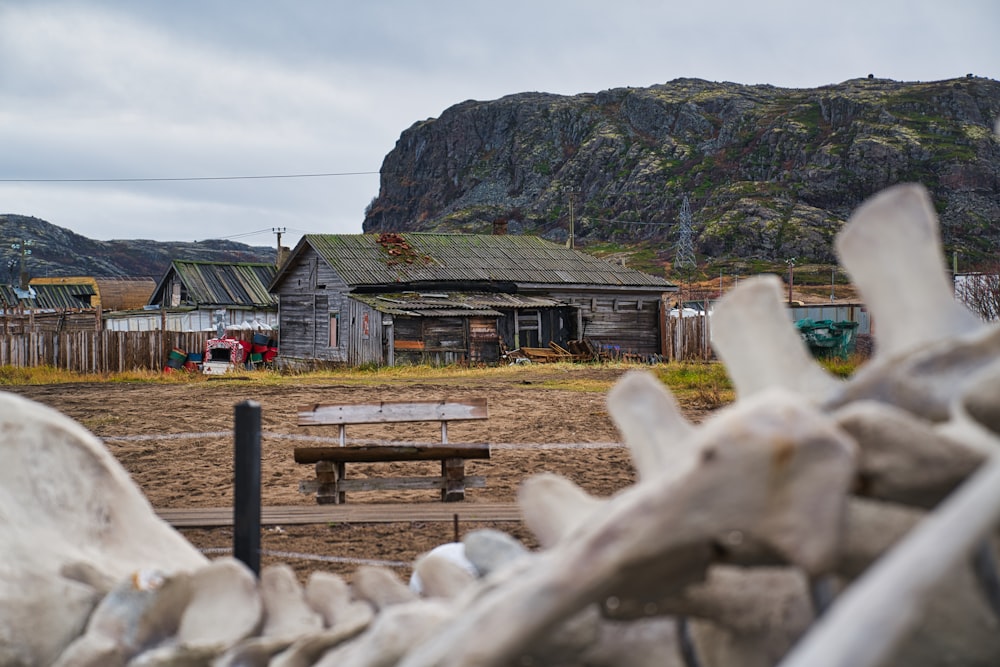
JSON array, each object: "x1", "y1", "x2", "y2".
[
  {"x1": 0, "y1": 361, "x2": 738, "y2": 409},
  {"x1": 818, "y1": 353, "x2": 868, "y2": 378},
  {"x1": 654, "y1": 362, "x2": 734, "y2": 408}
]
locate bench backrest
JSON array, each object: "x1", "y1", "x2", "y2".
[
  {"x1": 298, "y1": 399, "x2": 487, "y2": 426},
  {"x1": 298, "y1": 398, "x2": 488, "y2": 446}
]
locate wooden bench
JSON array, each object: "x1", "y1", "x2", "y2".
[{"x1": 295, "y1": 399, "x2": 490, "y2": 504}]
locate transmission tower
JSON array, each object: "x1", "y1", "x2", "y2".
[{"x1": 673, "y1": 195, "x2": 696, "y2": 272}]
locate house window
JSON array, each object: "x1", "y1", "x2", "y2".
[{"x1": 329, "y1": 312, "x2": 339, "y2": 347}]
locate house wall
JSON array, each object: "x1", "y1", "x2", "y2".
[
  {"x1": 545, "y1": 291, "x2": 664, "y2": 355},
  {"x1": 391, "y1": 315, "x2": 498, "y2": 366},
  {"x1": 273, "y1": 248, "x2": 353, "y2": 365},
  {"x1": 495, "y1": 307, "x2": 574, "y2": 350},
  {"x1": 346, "y1": 298, "x2": 384, "y2": 366}
]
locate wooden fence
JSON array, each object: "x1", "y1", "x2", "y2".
[
  {"x1": 664, "y1": 315, "x2": 713, "y2": 361},
  {"x1": 0, "y1": 331, "x2": 210, "y2": 373}
]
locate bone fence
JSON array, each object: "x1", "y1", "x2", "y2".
[{"x1": 0, "y1": 330, "x2": 209, "y2": 373}]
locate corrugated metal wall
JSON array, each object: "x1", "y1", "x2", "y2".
[{"x1": 788, "y1": 303, "x2": 871, "y2": 335}]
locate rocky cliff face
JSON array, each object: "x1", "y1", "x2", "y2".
[{"x1": 363, "y1": 77, "x2": 1000, "y2": 264}]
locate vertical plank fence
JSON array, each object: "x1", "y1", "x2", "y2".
[
  {"x1": 0, "y1": 331, "x2": 210, "y2": 373},
  {"x1": 663, "y1": 315, "x2": 713, "y2": 362}
]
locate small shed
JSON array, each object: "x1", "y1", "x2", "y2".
[
  {"x1": 141, "y1": 260, "x2": 279, "y2": 331},
  {"x1": 269, "y1": 233, "x2": 676, "y2": 368}
]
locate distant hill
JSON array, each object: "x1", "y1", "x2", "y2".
[
  {"x1": 364, "y1": 76, "x2": 1000, "y2": 266},
  {"x1": 0, "y1": 214, "x2": 277, "y2": 281}
]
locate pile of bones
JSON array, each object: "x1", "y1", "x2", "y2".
[{"x1": 3, "y1": 181, "x2": 1000, "y2": 667}]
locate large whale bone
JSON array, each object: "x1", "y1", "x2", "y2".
[
  {"x1": 0, "y1": 392, "x2": 207, "y2": 666},
  {"x1": 778, "y1": 449, "x2": 1000, "y2": 667},
  {"x1": 397, "y1": 382, "x2": 856, "y2": 667},
  {"x1": 711, "y1": 275, "x2": 842, "y2": 403},
  {"x1": 827, "y1": 183, "x2": 999, "y2": 420}
]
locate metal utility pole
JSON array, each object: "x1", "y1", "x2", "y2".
[
  {"x1": 566, "y1": 192, "x2": 579, "y2": 249},
  {"x1": 10, "y1": 239, "x2": 33, "y2": 290},
  {"x1": 674, "y1": 195, "x2": 696, "y2": 273},
  {"x1": 786, "y1": 258, "x2": 796, "y2": 304}
]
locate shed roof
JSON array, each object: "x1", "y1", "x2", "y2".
[
  {"x1": 152, "y1": 261, "x2": 278, "y2": 308},
  {"x1": 275, "y1": 233, "x2": 675, "y2": 290},
  {"x1": 30, "y1": 276, "x2": 155, "y2": 310},
  {"x1": 0, "y1": 282, "x2": 97, "y2": 310},
  {"x1": 350, "y1": 291, "x2": 564, "y2": 317}
]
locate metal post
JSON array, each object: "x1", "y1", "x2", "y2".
[{"x1": 234, "y1": 400, "x2": 262, "y2": 576}]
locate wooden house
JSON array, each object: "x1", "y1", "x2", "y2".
[
  {"x1": 269, "y1": 233, "x2": 676, "y2": 367},
  {"x1": 130, "y1": 260, "x2": 279, "y2": 332}
]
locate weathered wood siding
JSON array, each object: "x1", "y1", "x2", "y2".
[
  {"x1": 544, "y1": 291, "x2": 664, "y2": 356},
  {"x1": 346, "y1": 298, "x2": 384, "y2": 366},
  {"x1": 468, "y1": 316, "x2": 500, "y2": 364},
  {"x1": 274, "y1": 248, "x2": 351, "y2": 365},
  {"x1": 0, "y1": 331, "x2": 208, "y2": 372},
  {"x1": 495, "y1": 307, "x2": 575, "y2": 351},
  {"x1": 391, "y1": 315, "x2": 498, "y2": 365}
]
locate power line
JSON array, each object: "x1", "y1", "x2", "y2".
[
  {"x1": 584, "y1": 216, "x2": 667, "y2": 226},
  {"x1": 0, "y1": 171, "x2": 379, "y2": 183}
]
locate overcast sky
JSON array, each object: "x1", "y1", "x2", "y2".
[{"x1": 1, "y1": 1, "x2": 997, "y2": 252}]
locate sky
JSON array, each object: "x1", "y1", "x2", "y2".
[{"x1": 1, "y1": 1, "x2": 998, "y2": 252}]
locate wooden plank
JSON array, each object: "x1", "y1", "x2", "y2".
[
  {"x1": 299, "y1": 476, "x2": 486, "y2": 494},
  {"x1": 157, "y1": 502, "x2": 521, "y2": 528},
  {"x1": 298, "y1": 398, "x2": 488, "y2": 426},
  {"x1": 294, "y1": 443, "x2": 490, "y2": 464},
  {"x1": 393, "y1": 339, "x2": 425, "y2": 350}
]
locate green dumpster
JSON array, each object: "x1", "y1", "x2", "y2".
[{"x1": 795, "y1": 318, "x2": 860, "y2": 359}]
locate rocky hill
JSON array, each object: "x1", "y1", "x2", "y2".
[
  {"x1": 363, "y1": 76, "x2": 1000, "y2": 266},
  {"x1": 0, "y1": 214, "x2": 276, "y2": 281}
]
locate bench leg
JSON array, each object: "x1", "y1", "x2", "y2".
[
  {"x1": 442, "y1": 457, "x2": 466, "y2": 502},
  {"x1": 315, "y1": 461, "x2": 346, "y2": 505}
]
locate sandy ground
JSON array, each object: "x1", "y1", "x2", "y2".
[{"x1": 8, "y1": 367, "x2": 717, "y2": 583}]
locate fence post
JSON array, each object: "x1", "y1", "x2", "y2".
[{"x1": 233, "y1": 400, "x2": 262, "y2": 576}]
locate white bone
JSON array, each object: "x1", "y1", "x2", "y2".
[
  {"x1": 305, "y1": 571, "x2": 372, "y2": 631},
  {"x1": 268, "y1": 613, "x2": 372, "y2": 667},
  {"x1": 710, "y1": 275, "x2": 840, "y2": 402},
  {"x1": 829, "y1": 325, "x2": 1000, "y2": 422},
  {"x1": 936, "y1": 358, "x2": 1000, "y2": 454},
  {"x1": 410, "y1": 543, "x2": 478, "y2": 598},
  {"x1": 778, "y1": 452, "x2": 1000, "y2": 667},
  {"x1": 833, "y1": 401, "x2": 984, "y2": 507},
  {"x1": 606, "y1": 370, "x2": 697, "y2": 478},
  {"x1": 311, "y1": 601, "x2": 454, "y2": 667},
  {"x1": 352, "y1": 565, "x2": 418, "y2": 610},
  {"x1": 0, "y1": 392, "x2": 206, "y2": 665},
  {"x1": 176, "y1": 557, "x2": 261, "y2": 648},
  {"x1": 259, "y1": 564, "x2": 323, "y2": 640},
  {"x1": 462, "y1": 529, "x2": 529, "y2": 577},
  {"x1": 835, "y1": 183, "x2": 982, "y2": 360},
  {"x1": 517, "y1": 473, "x2": 606, "y2": 548}
]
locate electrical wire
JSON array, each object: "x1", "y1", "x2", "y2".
[{"x1": 0, "y1": 171, "x2": 379, "y2": 183}]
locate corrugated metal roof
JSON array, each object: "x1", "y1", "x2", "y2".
[
  {"x1": 168, "y1": 261, "x2": 278, "y2": 307},
  {"x1": 350, "y1": 291, "x2": 564, "y2": 317},
  {"x1": 295, "y1": 234, "x2": 674, "y2": 289},
  {"x1": 0, "y1": 282, "x2": 97, "y2": 310}
]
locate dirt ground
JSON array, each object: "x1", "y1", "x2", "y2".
[{"x1": 8, "y1": 366, "x2": 717, "y2": 583}]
